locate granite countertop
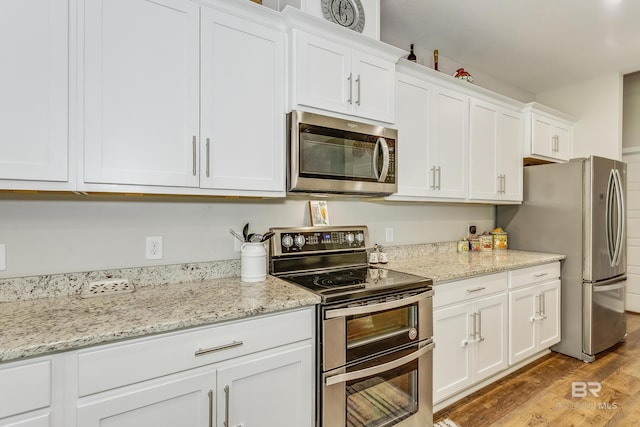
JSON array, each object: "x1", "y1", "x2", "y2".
[
  {"x1": 0, "y1": 247, "x2": 565, "y2": 364},
  {"x1": 381, "y1": 249, "x2": 565, "y2": 284},
  {"x1": 0, "y1": 275, "x2": 320, "y2": 363}
]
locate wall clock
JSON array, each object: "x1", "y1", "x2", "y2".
[{"x1": 321, "y1": 0, "x2": 365, "y2": 33}]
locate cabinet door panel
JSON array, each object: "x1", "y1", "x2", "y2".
[
  {"x1": 431, "y1": 89, "x2": 468, "y2": 199},
  {"x1": 554, "y1": 124, "x2": 571, "y2": 161},
  {"x1": 509, "y1": 286, "x2": 537, "y2": 365},
  {"x1": 498, "y1": 111, "x2": 523, "y2": 201},
  {"x1": 474, "y1": 293, "x2": 508, "y2": 381},
  {"x1": 395, "y1": 74, "x2": 431, "y2": 197},
  {"x1": 84, "y1": 0, "x2": 200, "y2": 187},
  {"x1": 77, "y1": 369, "x2": 214, "y2": 427},
  {"x1": 538, "y1": 280, "x2": 561, "y2": 348},
  {"x1": 295, "y1": 31, "x2": 351, "y2": 114},
  {"x1": 217, "y1": 344, "x2": 313, "y2": 427},
  {"x1": 352, "y1": 51, "x2": 395, "y2": 123},
  {"x1": 531, "y1": 115, "x2": 554, "y2": 158},
  {"x1": 0, "y1": 0, "x2": 68, "y2": 182},
  {"x1": 433, "y1": 303, "x2": 473, "y2": 403},
  {"x1": 200, "y1": 8, "x2": 284, "y2": 191},
  {"x1": 469, "y1": 100, "x2": 498, "y2": 199}
]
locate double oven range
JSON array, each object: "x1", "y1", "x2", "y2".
[{"x1": 269, "y1": 226, "x2": 434, "y2": 427}]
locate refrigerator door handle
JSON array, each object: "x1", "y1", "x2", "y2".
[
  {"x1": 592, "y1": 280, "x2": 626, "y2": 293},
  {"x1": 605, "y1": 169, "x2": 616, "y2": 266},
  {"x1": 588, "y1": 275, "x2": 627, "y2": 290},
  {"x1": 613, "y1": 168, "x2": 625, "y2": 267}
]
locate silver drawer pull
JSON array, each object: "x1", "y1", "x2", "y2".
[
  {"x1": 533, "y1": 273, "x2": 548, "y2": 278},
  {"x1": 195, "y1": 340, "x2": 243, "y2": 357},
  {"x1": 466, "y1": 286, "x2": 486, "y2": 293}
]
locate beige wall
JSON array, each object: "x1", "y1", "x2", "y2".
[
  {"x1": 536, "y1": 72, "x2": 623, "y2": 160},
  {"x1": 0, "y1": 195, "x2": 494, "y2": 278}
]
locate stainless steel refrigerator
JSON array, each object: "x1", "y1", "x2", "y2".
[{"x1": 497, "y1": 156, "x2": 626, "y2": 362}]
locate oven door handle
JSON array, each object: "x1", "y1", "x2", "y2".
[
  {"x1": 325, "y1": 341, "x2": 435, "y2": 386},
  {"x1": 324, "y1": 290, "x2": 433, "y2": 319}
]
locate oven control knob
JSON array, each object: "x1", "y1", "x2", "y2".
[
  {"x1": 294, "y1": 234, "x2": 306, "y2": 248},
  {"x1": 345, "y1": 233, "x2": 355, "y2": 244},
  {"x1": 355, "y1": 232, "x2": 365, "y2": 244},
  {"x1": 408, "y1": 328, "x2": 418, "y2": 340},
  {"x1": 281, "y1": 234, "x2": 293, "y2": 248}
]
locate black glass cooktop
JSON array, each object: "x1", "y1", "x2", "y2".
[{"x1": 280, "y1": 266, "x2": 432, "y2": 304}]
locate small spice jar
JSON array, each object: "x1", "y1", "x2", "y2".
[
  {"x1": 479, "y1": 234, "x2": 493, "y2": 251},
  {"x1": 469, "y1": 238, "x2": 481, "y2": 252},
  {"x1": 457, "y1": 238, "x2": 470, "y2": 253}
]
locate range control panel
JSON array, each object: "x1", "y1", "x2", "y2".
[{"x1": 270, "y1": 226, "x2": 369, "y2": 256}]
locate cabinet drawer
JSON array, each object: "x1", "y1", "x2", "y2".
[
  {"x1": 0, "y1": 359, "x2": 51, "y2": 419},
  {"x1": 434, "y1": 272, "x2": 508, "y2": 308},
  {"x1": 77, "y1": 308, "x2": 313, "y2": 397},
  {"x1": 509, "y1": 262, "x2": 560, "y2": 289}
]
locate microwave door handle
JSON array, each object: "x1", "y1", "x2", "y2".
[
  {"x1": 372, "y1": 137, "x2": 390, "y2": 182},
  {"x1": 325, "y1": 341, "x2": 434, "y2": 386}
]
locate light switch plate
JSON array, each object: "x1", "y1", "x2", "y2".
[{"x1": 0, "y1": 244, "x2": 6, "y2": 271}]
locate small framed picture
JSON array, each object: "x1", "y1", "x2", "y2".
[{"x1": 309, "y1": 200, "x2": 330, "y2": 226}]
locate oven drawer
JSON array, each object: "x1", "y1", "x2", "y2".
[
  {"x1": 323, "y1": 340, "x2": 434, "y2": 427},
  {"x1": 77, "y1": 308, "x2": 313, "y2": 396},
  {"x1": 434, "y1": 272, "x2": 508, "y2": 308}
]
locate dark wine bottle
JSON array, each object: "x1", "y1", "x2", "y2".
[{"x1": 408, "y1": 44, "x2": 417, "y2": 62}]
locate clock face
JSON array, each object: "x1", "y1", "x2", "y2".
[{"x1": 321, "y1": 0, "x2": 365, "y2": 33}]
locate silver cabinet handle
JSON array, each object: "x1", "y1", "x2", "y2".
[
  {"x1": 477, "y1": 311, "x2": 484, "y2": 342},
  {"x1": 223, "y1": 385, "x2": 230, "y2": 427},
  {"x1": 430, "y1": 166, "x2": 436, "y2": 190},
  {"x1": 325, "y1": 341, "x2": 434, "y2": 386},
  {"x1": 541, "y1": 293, "x2": 546, "y2": 319},
  {"x1": 208, "y1": 390, "x2": 214, "y2": 427},
  {"x1": 437, "y1": 166, "x2": 442, "y2": 190},
  {"x1": 195, "y1": 341, "x2": 243, "y2": 357},
  {"x1": 470, "y1": 313, "x2": 477, "y2": 339},
  {"x1": 325, "y1": 290, "x2": 432, "y2": 319},
  {"x1": 356, "y1": 74, "x2": 361, "y2": 106},
  {"x1": 533, "y1": 272, "x2": 548, "y2": 278},
  {"x1": 466, "y1": 286, "x2": 486, "y2": 293},
  {"x1": 347, "y1": 73, "x2": 353, "y2": 104},
  {"x1": 205, "y1": 138, "x2": 211, "y2": 178},
  {"x1": 192, "y1": 136, "x2": 197, "y2": 176}
]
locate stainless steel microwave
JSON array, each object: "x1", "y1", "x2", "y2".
[{"x1": 287, "y1": 110, "x2": 397, "y2": 196}]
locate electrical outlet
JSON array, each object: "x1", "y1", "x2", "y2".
[
  {"x1": 146, "y1": 236, "x2": 163, "y2": 260},
  {"x1": 468, "y1": 224, "x2": 477, "y2": 236},
  {"x1": 0, "y1": 244, "x2": 5, "y2": 271},
  {"x1": 385, "y1": 227, "x2": 394, "y2": 243}
]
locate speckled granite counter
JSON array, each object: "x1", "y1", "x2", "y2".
[
  {"x1": 0, "y1": 275, "x2": 320, "y2": 363},
  {"x1": 380, "y1": 248, "x2": 565, "y2": 284},
  {"x1": 0, "y1": 245, "x2": 564, "y2": 364}
]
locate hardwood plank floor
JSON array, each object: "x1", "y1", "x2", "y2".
[{"x1": 434, "y1": 312, "x2": 640, "y2": 427}]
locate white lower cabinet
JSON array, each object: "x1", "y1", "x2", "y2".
[
  {"x1": 216, "y1": 345, "x2": 312, "y2": 427},
  {"x1": 76, "y1": 368, "x2": 216, "y2": 427},
  {"x1": 433, "y1": 273, "x2": 508, "y2": 403},
  {"x1": 509, "y1": 263, "x2": 561, "y2": 365},
  {"x1": 72, "y1": 308, "x2": 314, "y2": 427}
]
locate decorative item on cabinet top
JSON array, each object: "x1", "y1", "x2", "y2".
[{"x1": 268, "y1": 0, "x2": 381, "y2": 40}]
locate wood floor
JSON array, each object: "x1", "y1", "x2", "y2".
[{"x1": 434, "y1": 312, "x2": 640, "y2": 427}]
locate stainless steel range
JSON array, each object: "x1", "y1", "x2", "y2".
[{"x1": 269, "y1": 226, "x2": 434, "y2": 427}]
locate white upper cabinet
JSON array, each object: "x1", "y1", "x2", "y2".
[
  {"x1": 0, "y1": 0, "x2": 70, "y2": 189},
  {"x1": 469, "y1": 99, "x2": 523, "y2": 202},
  {"x1": 82, "y1": 0, "x2": 285, "y2": 196},
  {"x1": 522, "y1": 102, "x2": 574, "y2": 162},
  {"x1": 394, "y1": 73, "x2": 432, "y2": 198},
  {"x1": 83, "y1": 0, "x2": 200, "y2": 188},
  {"x1": 293, "y1": 30, "x2": 396, "y2": 123},
  {"x1": 429, "y1": 87, "x2": 469, "y2": 199},
  {"x1": 199, "y1": 7, "x2": 284, "y2": 192}
]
